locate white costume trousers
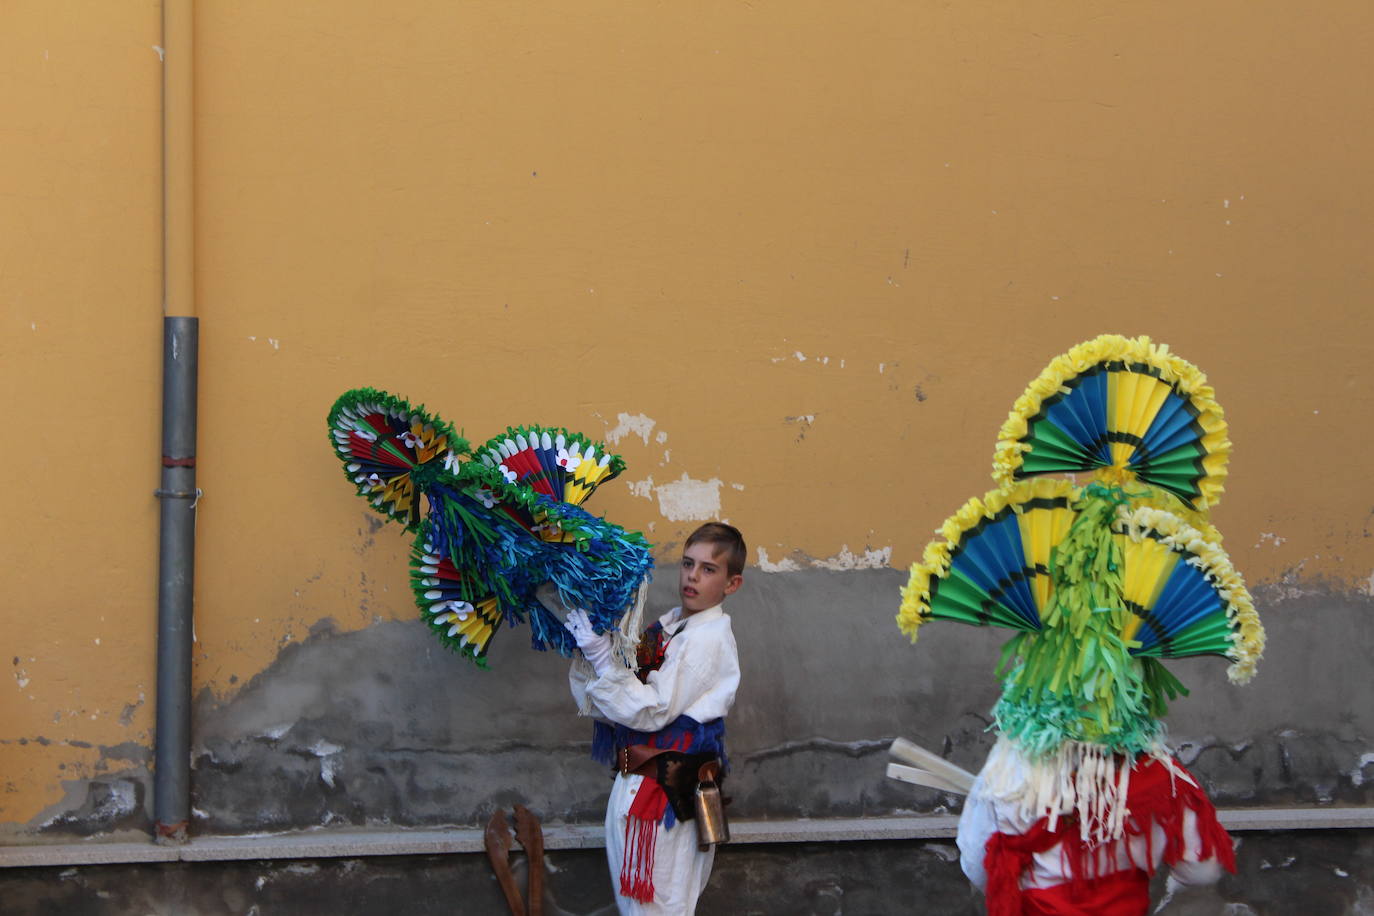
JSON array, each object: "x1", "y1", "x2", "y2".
[{"x1": 604, "y1": 772, "x2": 715, "y2": 916}]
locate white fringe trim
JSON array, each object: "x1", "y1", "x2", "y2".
[
  {"x1": 541, "y1": 577, "x2": 650, "y2": 718},
  {"x1": 611, "y1": 577, "x2": 650, "y2": 671},
  {"x1": 574, "y1": 576, "x2": 649, "y2": 717},
  {"x1": 572, "y1": 656, "x2": 598, "y2": 717},
  {"x1": 978, "y1": 736, "x2": 1190, "y2": 846}
]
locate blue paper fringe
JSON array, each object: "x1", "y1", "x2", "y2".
[{"x1": 420, "y1": 483, "x2": 654, "y2": 657}]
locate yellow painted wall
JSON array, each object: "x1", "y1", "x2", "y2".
[
  {"x1": 0, "y1": 2, "x2": 164, "y2": 825},
  {"x1": 4, "y1": 0, "x2": 1373, "y2": 830}
]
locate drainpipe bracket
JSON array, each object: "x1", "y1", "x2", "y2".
[{"x1": 154, "y1": 488, "x2": 202, "y2": 502}]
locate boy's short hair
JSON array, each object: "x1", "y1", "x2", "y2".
[{"x1": 685, "y1": 522, "x2": 747, "y2": 578}]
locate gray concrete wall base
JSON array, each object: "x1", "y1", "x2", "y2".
[
  {"x1": 9, "y1": 572, "x2": 1373, "y2": 864},
  {"x1": 5, "y1": 809, "x2": 1374, "y2": 870}
]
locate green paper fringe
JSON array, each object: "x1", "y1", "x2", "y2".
[{"x1": 994, "y1": 484, "x2": 1183, "y2": 756}]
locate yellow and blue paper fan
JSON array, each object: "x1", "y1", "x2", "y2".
[
  {"x1": 898, "y1": 481, "x2": 1263, "y2": 681},
  {"x1": 1117, "y1": 506, "x2": 1264, "y2": 683},
  {"x1": 992, "y1": 335, "x2": 1230, "y2": 511},
  {"x1": 898, "y1": 478, "x2": 1079, "y2": 639}
]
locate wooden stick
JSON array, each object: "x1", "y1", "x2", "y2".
[
  {"x1": 484, "y1": 810, "x2": 526, "y2": 916},
  {"x1": 513, "y1": 805, "x2": 544, "y2": 916},
  {"x1": 888, "y1": 737, "x2": 975, "y2": 792},
  {"x1": 886, "y1": 762, "x2": 971, "y2": 795}
]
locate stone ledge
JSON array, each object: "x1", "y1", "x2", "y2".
[{"x1": 3, "y1": 808, "x2": 1371, "y2": 869}]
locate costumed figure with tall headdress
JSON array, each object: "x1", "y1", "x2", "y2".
[{"x1": 895, "y1": 335, "x2": 1264, "y2": 915}]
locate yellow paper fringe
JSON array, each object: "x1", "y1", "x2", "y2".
[
  {"x1": 1120, "y1": 506, "x2": 1265, "y2": 683},
  {"x1": 992, "y1": 334, "x2": 1231, "y2": 511},
  {"x1": 1117, "y1": 485, "x2": 1224, "y2": 544},
  {"x1": 897, "y1": 478, "x2": 1078, "y2": 641}
]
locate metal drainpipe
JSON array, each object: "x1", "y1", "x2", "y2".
[
  {"x1": 154, "y1": 0, "x2": 197, "y2": 845},
  {"x1": 154, "y1": 320, "x2": 198, "y2": 843}
]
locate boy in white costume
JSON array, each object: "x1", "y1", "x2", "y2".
[{"x1": 567, "y1": 522, "x2": 745, "y2": 915}]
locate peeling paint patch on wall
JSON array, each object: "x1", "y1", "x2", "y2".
[
  {"x1": 767, "y1": 348, "x2": 847, "y2": 368},
  {"x1": 813, "y1": 545, "x2": 893, "y2": 571},
  {"x1": 756, "y1": 548, "x2": 802, "y2": 572},
  {"x1": 654, "y1": 473, "x2": 723, "y2": 522},
  {"x1": 604, "y1": 413, "x2": 656, "y2": 446},
  {"x1": 757, "y1": 545, "x2": 893, "y2": 572}
]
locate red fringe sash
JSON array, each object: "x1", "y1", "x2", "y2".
[
  {"x1": 618, "y1": 730, "x2": 694, "y2": 903},
  {"x1": 983, "y1": 756, "x2": 1234, "y2": 916},
  {"x1": 620, "y1": 777, "x2": 671, "y2": 902}
]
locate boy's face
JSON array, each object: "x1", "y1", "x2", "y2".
[{"x1": 679, "y1": 541, "x2": 742, "y2": 615}]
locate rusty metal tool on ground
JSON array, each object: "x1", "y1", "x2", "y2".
[
  {"x1": 513, "y1": 805, "x2": 545, "y2": 916},
  {"x1": 484, "y1": 809, "x2": 526, "y2": 916}
]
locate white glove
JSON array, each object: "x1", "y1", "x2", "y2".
[{"x1": 565, "y1": 608, "x2": 614, "y2": 677}]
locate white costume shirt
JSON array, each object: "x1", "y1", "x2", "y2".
[
  {"x1": 570, "y1": 604, "x2": 739, "y2": 731},
  {"x1": 569, "y1": 603, "x2": 740, "y2": 916}
]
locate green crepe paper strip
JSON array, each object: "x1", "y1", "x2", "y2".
[
  {"x1": 401, "y1": 462, "x2": 652, "y2": 670},
  {"x1": 1038, "y1": 483, "x2": 1128, "y2": 637},
  {"x1": 1139, "y1": 656, "x2": 1189, "y2": 715},
  {"x1": 994, "y1": 483, "x2": 1170, "y2": 756},
  {"x1": 992, "y1": 657, "x2": 1185, "y2": 756},
  {"x1": 993, "y1": 683, "x2": 1165, "y2": 759},
  {"x1": 416, "y1": 460, "x2": 653, "y2": 617},
  {"x1": 458, "y1": 461, "x2": 641, "y2": 552}
]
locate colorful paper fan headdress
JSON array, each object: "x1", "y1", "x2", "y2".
[
  {"x1": 328, "y1": 388, "x2": 652, "y2": 668},
  {"x1": 992, "y1": 334, "x2": 1230, "y2": 511},
  {"x1": 899, "y1": 334, "x2": 1263, "y2": 760}
]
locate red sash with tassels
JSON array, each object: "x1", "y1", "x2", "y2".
[
  {"x1": 618, "y1": 725, "x2": 703, "y2": 903},
  {"x1": 983, "y1": 755, "x2": 1234, "y2": 916},
  {"x1": 621, "y1": 771, "x2": 672, "y2": 901}
]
